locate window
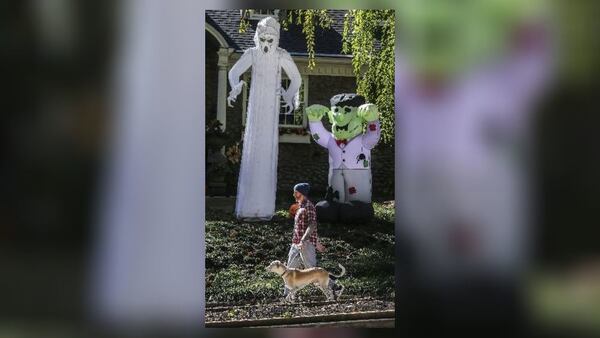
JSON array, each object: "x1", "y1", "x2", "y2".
[
  {"x1": 243, "y1": 9, "x2": 279, "y2": 20},
  {"x1": 278, "y1": 76, "x2": 308, "y2": 128}
]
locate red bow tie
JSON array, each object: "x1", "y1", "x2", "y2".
[{"x1": 335, "y1": 139, "x2": 347, "y2": 146}]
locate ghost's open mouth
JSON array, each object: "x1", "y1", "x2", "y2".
[{"x1": 263, "y1": 47, "x2": 268, "y2": 53}]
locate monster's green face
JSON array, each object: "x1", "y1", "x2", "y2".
[{"x1": 328, "y1": 105, "x2": 363, "y2": 140}]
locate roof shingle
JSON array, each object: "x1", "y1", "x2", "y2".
[{"x1": 206, "y1": 10, "x2": 350, "y2": 57}]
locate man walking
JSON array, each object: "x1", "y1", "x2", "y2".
[{"x1": 288, "y1": 183, "x2": 318, "y2": 270}]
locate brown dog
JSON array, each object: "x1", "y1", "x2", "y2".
[{"x1": 266, "y1": 260, "x2": 345, "y2": 301}]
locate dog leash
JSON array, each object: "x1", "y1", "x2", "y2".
[
  {"x1": 297, "y1": 243, "x2": 311, "y2": 268},
  {"x1": 288, "y1": 243, "x2": 307, "y2": 269}
]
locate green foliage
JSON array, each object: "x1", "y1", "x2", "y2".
[
  {"x1": 342, "y1": 10, "x2": 395, "y2": 144},
  {"x1": 238, "y1": 10, "x2": 395, "y2": 143},
  {"x1": 238, "y1": 10, "x2": 251, "y2": 33},
  {"x1": 373, "y1": 201, "x2": 395, "y2": 224}
]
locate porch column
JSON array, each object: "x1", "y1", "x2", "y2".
[{"x1": 217, "y1": 47, "x2": 233, "y2": 130}]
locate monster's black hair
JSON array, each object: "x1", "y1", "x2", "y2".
[{"x1": 330, "y1": 93, "x2": 366, "y2": 108}]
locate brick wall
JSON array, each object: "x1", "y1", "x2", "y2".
[{"x1": 277, "y1": 141, "x2": 394, "y2": 202}]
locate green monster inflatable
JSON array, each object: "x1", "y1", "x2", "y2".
[{"x1": 306, "y1": 94, "x2": 380, "y2": 223}]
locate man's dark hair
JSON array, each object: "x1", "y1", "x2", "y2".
[{"x1": 330, "y1": 93, "x2": 366, "y2": 108}]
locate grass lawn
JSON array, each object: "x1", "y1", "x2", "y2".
[{"x1": 206, "y1": 201, "x2": 395, "y2": 304}]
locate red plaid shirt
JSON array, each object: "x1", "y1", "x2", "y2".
[{"x1": 292, "y1": 199, "x2": 318, "y2": 246}]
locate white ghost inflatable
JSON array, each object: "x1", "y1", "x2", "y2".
[{"x1": 227, "y1": 17, "x2": 302, "y2": 221}]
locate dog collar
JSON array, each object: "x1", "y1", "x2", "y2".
[{"x1": 279, "y1": 270, "x2": 288, "y2": 277}]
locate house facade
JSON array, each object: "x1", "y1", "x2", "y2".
[{"x1": 206, "y1": 10, "x2": 394, "y2": 201}]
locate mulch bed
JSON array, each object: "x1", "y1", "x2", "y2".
[{"x1": 206, "y1": 297, "x2": 394, "y2": 323}]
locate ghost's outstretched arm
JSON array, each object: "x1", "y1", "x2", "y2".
[
  {"x1": 280, "y1": 51, "x2": 302, "y2": 113},
  {"x1": 227, "y1": 49, "x2": 253, "y2": 107}
]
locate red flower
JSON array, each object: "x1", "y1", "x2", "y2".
[{"x1": 349, "y1": 187, "x2": 357, "y2": 194}]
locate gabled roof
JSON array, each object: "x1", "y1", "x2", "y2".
[{"x1": 206, "y1": 10, "x2": 350, "y2": 57}]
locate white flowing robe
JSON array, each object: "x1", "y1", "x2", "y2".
[{"x1": 229, "y1": 47, "x2": 301, "y2": 220}]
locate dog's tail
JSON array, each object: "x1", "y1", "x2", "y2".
[{"x1": 329, "y1": 264, "x2": 346, "y2": 280}]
